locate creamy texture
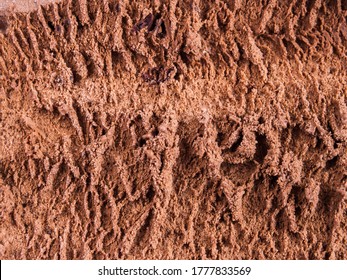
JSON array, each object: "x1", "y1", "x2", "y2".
[{"x1": 0, "y1": 0, "x2": 346, "y2": 259}]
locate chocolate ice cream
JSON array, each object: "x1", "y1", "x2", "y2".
[{"x1": 0, "y1": 0, "x2": 346, "y2": 259}]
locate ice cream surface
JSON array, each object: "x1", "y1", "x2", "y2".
[{"x1": 0, "y1": 0, "x2": 346, "y2": 259}]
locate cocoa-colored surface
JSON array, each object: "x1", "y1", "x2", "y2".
[
  {"x1": 0, "y1": 0, "x2": 346, "y2": 260},
  {"x1": 0, "y1": 1, "x2": 60, "y2": 13}
]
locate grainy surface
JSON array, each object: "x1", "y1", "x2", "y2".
[
  {"x1": 0, "y1": 0, "x2": 346, "y2": 260},
  {"x1": 0, "y1": 1, "x2": 59, "y2": 13}
]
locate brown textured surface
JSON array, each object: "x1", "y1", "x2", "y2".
[
  {"x1": 0, "y1": 1, "x2": 60, "y2": 13},
  {"x1": 0, "y1": 0, "x2": 347, "y2": 260}
]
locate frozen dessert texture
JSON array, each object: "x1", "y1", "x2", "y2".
[{"x1": 0, "y1": 0, "x2": 346, "y2": 259}]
